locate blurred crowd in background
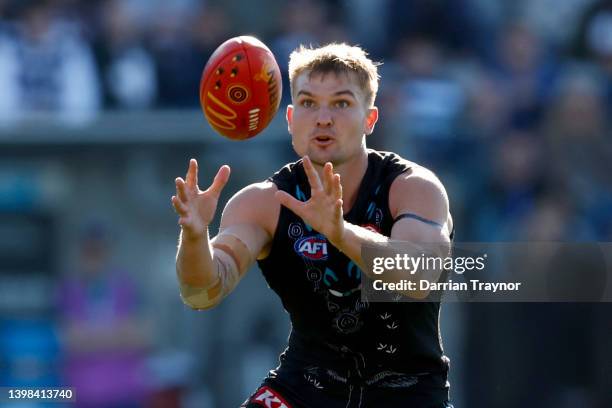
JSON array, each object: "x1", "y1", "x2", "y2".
[
  {"x1": 0, "y1": 0, "x2": 611, "y2": 240},
  {"x1": 0, "y1": 0, "x2": 610, "y2": 407}
]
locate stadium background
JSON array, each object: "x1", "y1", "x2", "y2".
[{"x1": 0, "y1": 0, "x2": 610, "y2": 406}]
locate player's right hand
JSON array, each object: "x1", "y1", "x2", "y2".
[{"x1": 172, "y1": 159, "x2": 230, "y2": 241}]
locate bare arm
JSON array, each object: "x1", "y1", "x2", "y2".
[
  {"x1": 172, "y1": 159, "x2": 229, "y2": 304},
  {"x1": 340, "y1": 167, "x2": 451, "y2": 270},
  {"x1": 172, "y1": 159, "x2": 275, "y2": 310}
]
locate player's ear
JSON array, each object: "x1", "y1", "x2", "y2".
[
  {"x1": 364, "y1": 106, "x2": 378, "y2": 135},
  {"x1": 286, "y1": 104, "x2": 294, "y2": 134}
]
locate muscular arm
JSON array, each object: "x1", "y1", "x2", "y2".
[
  {"x1": 175, "y1": 168, "x2": 277, "y2": 309},
  {"x1": 336, "y1": 168, "x2": 451, "y2": 298},
  {"x1": 337, "y1": 167, "x2": 451, "y2": 270},
  {"x1": 176, "y1": 229, "x2": 260, "y2": 310},
  {"x1": 175, "y1": 227, "x2": 224, "y2": 310}
]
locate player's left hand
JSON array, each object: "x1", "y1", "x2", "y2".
[{"x1": 275, "y1": 156, "x2": 345, "y2": 246}]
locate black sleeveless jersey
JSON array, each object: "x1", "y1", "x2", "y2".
[{"x1": 257, "y1": 150, "x2": 449, "y2": 376}]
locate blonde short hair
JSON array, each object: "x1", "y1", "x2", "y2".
[{"x1": 288, "y1": 43, "x2": 381, "y2": 107}]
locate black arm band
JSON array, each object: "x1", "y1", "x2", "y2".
[
  {"x1": 393, "y1": 212, "x2": 443, "y2": 228},
  {"x1": 394, "y1": 212, "x2": 455, "y2": 241}
]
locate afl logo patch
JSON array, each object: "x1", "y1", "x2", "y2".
[
  {"x1": 227, "y1": 84, "x2": 249, "y2": 104},
  {"x1": 294, "y1": 235, "x2": 328, "y2": 260}
]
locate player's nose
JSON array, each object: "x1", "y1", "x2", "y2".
[{"x1": 316, "y1": 107, "x2": 333, "y2": 127}]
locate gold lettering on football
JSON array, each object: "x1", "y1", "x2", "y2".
[
  {"x1": 254, "y1": 58, "x2": 280, "y2": 122},
  {"x1": 267, "y1": 73, "x2": 279, "y2": 119},
  {"x1": 254, "y1": 61, "x2": 273, "y2": 83}
]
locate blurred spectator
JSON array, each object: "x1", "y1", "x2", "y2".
[
  {"x1": 0, "y1": 0, "x2": 101, "y2": 124},
  {"x1": 271, "y1": 0, "x2": 331, "y2": 103},
  {"x1": 383, "y1": 36, "x2": 465, "y2": 168},
  {"x1": 470, "y1": 130, "x2": 550, "y2": 240},
  {"x1": 149, "y1": 5, "x2": 230, "y2": 107},
  {"x1": 340, "y1": 0, "x2": 390, "y2": 55},
  {"x1": 572, "y1": 0, "x2": 612, "y2": 117},
  {"x1": 396, "y1": 36, "x2": 464, "y2": 136},
  {"x1": 57, "y1": 222, "x2": 151, "y2": 408},
  {"x1": 212, "y1": 0, "x2": 284, "y2": 37},
  {"x1": 490, "y1": 22, "x2": 559, "y2": 130},
  {"x1": 0, "y1": 12, "x2": 20, "y2": 124},
  {"x1": 519, "y1": 0, "x2": 598, "y2": 49},
  {"x1": 518, "y1": 195, "x2": 578, "y2": 240},
  {"x1": 542, "y1": 65, "x2": 607, "y2": 141},
  {"x1": 541, "y1": 66, "x2": 612, "y2": 239},
  {"x1": 387, "y1": 0, "x2": 488, "y2": 57},
  {"x1": 94, "y1": 0, "x2": 157, "y2": 109},
  {"x1": 459, "y1": 68, "x2": 512, "y2": 139}
]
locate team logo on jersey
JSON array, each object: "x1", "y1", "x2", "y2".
[
  {"x1": 294, "y1": 235, "x2": 328, "y2": 260},
  {"x1": 287, "y1": 222, "x2": 304, "y2": 239}
]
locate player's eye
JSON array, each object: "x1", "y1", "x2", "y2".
[
  {"x1": 334, "y1": 100, "x2": 350, "y2": 109},
  {"x1": 300, "y1": 99, "x2": 315, "y2": 108}
]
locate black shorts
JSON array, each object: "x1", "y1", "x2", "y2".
[
  {"x1": 241, "y1": 371, "x2": 453, "y2": 408},
  {"x1": 242, "y1": 330, "x2": 452, "y2": 408}
]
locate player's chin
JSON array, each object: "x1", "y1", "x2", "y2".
[{"x1": 306, "y1": 148, "x2": 337, "y2": 166}]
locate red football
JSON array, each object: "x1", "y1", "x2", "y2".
[{"x1": 199, "y1": 36, "x2": 282, "y2": 140}]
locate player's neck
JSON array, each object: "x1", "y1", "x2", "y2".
[{"x1": 333, "y1": 149, "x2": 368, "y2": 214}]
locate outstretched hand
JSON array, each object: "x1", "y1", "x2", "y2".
[
  {"x1": 275, "y1": 156, "x2": 345, "y2": 246},
  {"x1": 171, "y1": 159, "x2": 230, "y2": 241}
]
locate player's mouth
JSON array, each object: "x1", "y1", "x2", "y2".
[{"x1": 312, "y1": 135, "x2": 334, "y2": 147}]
